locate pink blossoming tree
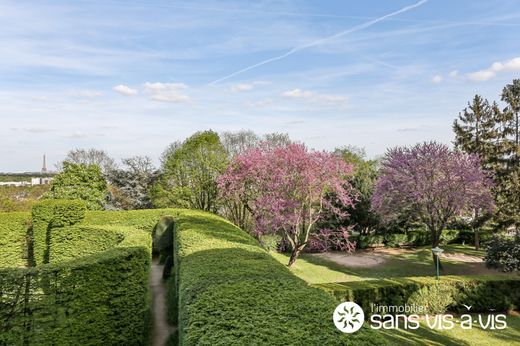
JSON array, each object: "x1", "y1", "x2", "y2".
[
  {"x1": 218, "y1": 143, "x2": 356, "y2": 266},
  {"x1": 372, "y1": 141, "x2": 494, "y2": 269}
]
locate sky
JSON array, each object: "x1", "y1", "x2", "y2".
[{"x1": 1, "y1": 0, "x2": 520, "y2": 172}]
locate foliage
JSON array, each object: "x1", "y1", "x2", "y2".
[
  {"x1": 31, "y1": 199, "x2": 87, "y2": 265},
  {"x1": 0, "y1": 212, "x2": 30, "y2": 268},
  {"x1": 315, "y1": 275, "x2": 520, "y2": 315},
  {"x1": 485, "y1": 236, "x2": 520, "y2": 272},
  {"x1": 219, "y1": 130, "x2": 293, "y2": 231},
  {"x1": 307, "y1": 227, "x2": 356, "y2": 253},
  {"x1": 108, "y1": 156, "x2": 157, "y2": 210},
  {"x1": 0, "y1": 247, "x2": 150, "y2": 346},
  {"x1": 169, "y1": 210, "x2": 386, "y2": 345},
  {"x1": 218, "y1": 143, "x2": 356, "y2": 266},
  {"x1": 58, "y1": 148, "x2": 117, "y2": 173},
  {"x1": 372, "y1": 141, "x2": 495, "y2": 269},
  {"x1": 454, "y1": 80, "x2": 520, "y2": 233},
  {"x1": 45, "y1": 162, "x2": 108, "y2": 210},
  {"x1": 151, "y1": 131, "x2": 228, "y2": 212},
  {"x1": 328, "y1": 147, "x2": 381, "y2": 235},
  {"x1": 0, "y1": 207, "x2": 156, "y2": 345}
]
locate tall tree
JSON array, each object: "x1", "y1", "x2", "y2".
[
  {"x1": 45, "y1": 162, "x2": 108, "y2": 210},
  {"x1": 59, "y1": 148, "x2": 116, "y2": 173},
  {"x1": 453, "y1": 95, "x2": 496, "y2": 249},
  {"x1": 372, "y1": 142, "x2": 494, "y2": 270},
  {"x1": 218, "y1": 143, "x2": 355, "y2": 266},
  {"x1": 219, "y1": 130, "x2": 293, "y2": 231},
  {"x1": 151, "y1": 131, "x2": 228, "y2": 212},
  {"x1": 108, "y1": 156, "x2": 157, "y2": 210},
  {"x1": 324, "y1": 146, "x2": 380, "y2": 235},
  {"x1": 453, "y1": 95, "x2": 496, "y2": 166},
  {"x1": 498, "y1": 79, "x2": 520, "y2": 233}
]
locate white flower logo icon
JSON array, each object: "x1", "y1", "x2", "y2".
[{"x1": 333, "y1": 302, "x2": 365, "y2": 333}]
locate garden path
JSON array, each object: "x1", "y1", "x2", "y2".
[{"x1": 150, "y1": 258, "x2": 175, "y2": 346}]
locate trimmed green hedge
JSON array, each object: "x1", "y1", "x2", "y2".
[
  {"x1": 1, "y1": 205, "x2": 157, "y2": 345},
  {"x1": 0, "y1": 212, "x2": 30, "y2": 268},
  {"x1": 170, "y1": 210, "x2": 386, "y2": 345},
  {"x1": 31, "y1": 199, "x2": 86, "y2": 265},
  {"x1": 83, "y1": 209, "x2": 177, "y2": 232},
  {"x1": 0, "y1": 247, "x2": 150, "y2": 345},
  {"x1": 314, "y1": 275, "x2": 520, "y2": 315}
]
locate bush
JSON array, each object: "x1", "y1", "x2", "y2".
[
  {"x1": 260, "y1": 233, "x2": 282, "y2": 251},
  {"x1": 383, "y1": 233, "x2": 408, "y2": 247},
  {"x1": 314, "y1": 275, "x2": 520, "y2": 315},
  {"x1": 357, "y1": 234, "x2": 385, "y2": 249},
  {"x1": 485, "y1": 236, "x2": 520, "y2": 272},
  {"x1": 0, "y1": 247, "x2": 151, "y2": 345},
  {"x1": 0, "y1": 212, "x2": 30, "y2": 268},
  {"x1": 170, "y1": 210, "x2": 386, "y2": 345}
]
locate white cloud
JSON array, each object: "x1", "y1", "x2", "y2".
[
  {"x1": 282, "y1": 88, "x2": 348, "y2": 107},
  {"x1": 448, "y1": 70, "x2": 459, "y2": 77},
  {"x1": 113, "y1": 84, "x2": 138, "y2": 96},
  {"x1": 143, "y1": 82, "x2": 189, "y2": 103},
  {"x1": 431, "y1": 75, "x2": 443, "y2": 83},
  {"x1": 467, "y1": 57, "x2": 520, "y2": 81},
  {"x1": 229, "y1": 80, "x2": 270, "y2": 92}
]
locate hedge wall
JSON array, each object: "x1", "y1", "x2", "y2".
[
  {"x1": 0, "y1": 204, "x2": 156, "y2": 345},
  {"x1": 314, "y1": 275, "x2": 520, "y2": 315},
  {"x1": 0, "y1": 247, "x2": 150, "y2": 345},
  {"x1": 31, "y1": 199, "x2": 86, "y2": 265},
  {"x1": 0, "y1": 212, "x2": 30, "y2": 268},
  {"x1": 169, "y1": 210, "x2": 387, "y2": 345},
  {"x1": 83, "y1": 209, "x2": 178, "y2": 232}
]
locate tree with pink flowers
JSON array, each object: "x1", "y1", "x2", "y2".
[
  {"x1": 218, "y1": 143, "x2": 355, "y2": 266},
  {"x1": 372, "y1": 141, "x2": 495, "y2": 269}
]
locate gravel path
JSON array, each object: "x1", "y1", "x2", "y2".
[{"x1": 150, "y1": 258, "x2": 175, "y2": 346}]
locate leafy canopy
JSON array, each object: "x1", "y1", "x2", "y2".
[{"x1": 45, "y1": 162, "x2": 108, "y2": 210}]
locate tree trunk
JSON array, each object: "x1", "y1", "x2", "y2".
[
  {"x1": 287, "y1": 248, "x2": 301, "y2": 267},
  {"x1": 474, "y1": 209, "x2": 480, "y2": 251}
]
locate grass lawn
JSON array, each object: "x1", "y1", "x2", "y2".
[
  {"x1": 270, "y1": 245, "x2": 516, "y2": 284},
  {"x1": 271, "y1": 245, "x2": 520, "y2": 345},
  {"x1": 380, "y1": 314, "x2": 520, "y2": 346}
]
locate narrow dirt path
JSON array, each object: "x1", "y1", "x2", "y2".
[{"x1": 150, "y1": 257, "x2": 175, "y2": 346}]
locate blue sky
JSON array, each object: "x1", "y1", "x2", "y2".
[{"x1": 1, "y1": 0, "x2": 520, "y2": 171}]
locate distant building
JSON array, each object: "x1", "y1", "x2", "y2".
[{"x1": 0, "y1": 155, "x2": 53, "y2": 187}]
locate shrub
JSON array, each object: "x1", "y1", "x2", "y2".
[
  {"x1": 314, "y1": 275, "x2": 520, "y2": 315},
  {"x1": 485, "y1": 236, "x2": 520, "y2": 272},
  {"x1": 259, "y1": 233, "x2": 282, "y2": 251},
  {"x1": 0, "y1": 212, "x2": 30, "y2": 268},
  {"x1": 358, "y1": 234, "x2": 385, "y2": 249},
  {"x1": 170, "y1": 210, "x2": 386, "y2": 345},
  {"x1": 383, "y1": 233, "x2": 408, "y2": 247},
  {"x1": 0, "y1": 247, "x2": 151, "y2": 345}
]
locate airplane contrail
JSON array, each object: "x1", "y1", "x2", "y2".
[{"x1": 209, "y1": 0, "x2": 428, "y2": 85}]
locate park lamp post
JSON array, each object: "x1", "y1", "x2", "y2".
[{"x1": 432, "y1": 247, "x2": 444, "y2": 280}]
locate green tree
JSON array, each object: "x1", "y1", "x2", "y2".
[
  {"x1": 45, "y1": 162, "x2": 108, "y2": 210},
  {"x1": 332, "y1": 146, "x2": 380, "y2": 235},
  {"x1": 151, "y1": 130, "x2": 228, "y2": 212},
  {"x1": 453, "y1": 95, "x2": 497, "y2": 249},
  {"x1": 453, "y1": 95, "x2": 496, "y2": 167},
  {"x1": 497, "y1": 80, "x2": 520, "y2": 233}
]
